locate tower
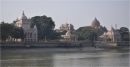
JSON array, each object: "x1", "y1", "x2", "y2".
[
  {"x1": 22, "y1": 11, "x2": 27, "y2": 20},
  {"x1": 15, "y1": 11, "x2": 38, "y2": 42}
]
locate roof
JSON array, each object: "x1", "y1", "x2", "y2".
[{"x1": 91, "y1": 18, "x2": 100, "y2": 27}]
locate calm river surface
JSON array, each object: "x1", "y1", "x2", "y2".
[{"x1": 1, "y1": 47, "x2": 130, "y2": 67}]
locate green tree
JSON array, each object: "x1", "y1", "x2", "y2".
[
  {"x1": 11, "y1": 27, "x2": 24, "y2": 40},
  {"x1": 0, "y1": 22, "x2": 14, "y2": 41},
  {"x1": 76, "y1": 26, "x2": 97, "y2": 41},
  {"x1": 76, "y1": 26, "x2": 107, "y2": 41},
  {"x1": 31, "y1": 15, "x2": 55, "y2": 40}
]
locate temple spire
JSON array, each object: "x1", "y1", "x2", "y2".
[
  {"x1": 22, "y1": 11, "x2": 27, "y2": 20},
  {"x1": 94, "y1": 17, "x2": 97, "y2": 20},
  {"x1": 94, "y1": 17, "x2": 98, "y2": 22},
  {"x1": 22, "y1": 11, "x2": 25, "y2": 16}
]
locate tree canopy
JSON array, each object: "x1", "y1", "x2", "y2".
[
  {"x1": 76, "y1": 26, "x2": 97, "y2": 41},
  {"x1": 0, "y1": 22, "x2": 14, "y2": 41},
  {"x1": 11, "y1": 27, "x2": 24, "y2": 39},
  {"x1": 75, "y1": 26, "x2": 107, "y2": 41},
  {"x1": 0, "y1": 22, "x2": 24, "y2": 41},
  {"x1": 31, "y1": 15, "x2": 56, "y2": 40}
]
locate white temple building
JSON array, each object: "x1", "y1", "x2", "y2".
[
  {"x1": 59, "y1": 23, "x2": 77, "y2": 41},
  {"x1": 99, "y1": 26, "x2": 121, "y2": 42},
  {"x1": 15, "y1": 11, "x2": 38, "y2": 42}
]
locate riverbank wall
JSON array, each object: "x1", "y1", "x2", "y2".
[
  {"x1": 0, "y1": 41, "x2": 129, "y2": 48},
  {"x1": 95, "y1": 41, "x2": 129, "y2": 48},
  {"x1": 0, "y1": 41, "x2": 93, "y2": 48}
]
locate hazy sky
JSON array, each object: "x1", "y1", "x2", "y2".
[{"x1": 0, "y1": 0, "x2": 129, "y2": 29}]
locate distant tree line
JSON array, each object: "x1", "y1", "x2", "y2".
[{"x1": 75, "y1": 26, "x2": 107, "y2": 41}]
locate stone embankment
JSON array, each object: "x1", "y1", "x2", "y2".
[
  {"x1": 0, "y1": 41, "x2": 129, "y2": 48},
  {"x1": 0, "y1": 41, "x2": 93, "y2": 48}
]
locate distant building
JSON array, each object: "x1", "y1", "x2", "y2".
[
  {"x1": 58, "y1": 23, "x2": 77, "y2": 41},
  {"x1": 61, "y1": 24, "x2": 77, "y2": 41},
  {"x1": 89, "y1": 18, "x2": 121, "y2": 42},
  {"x1": 99, "y1": 26, "x2": 121, "y2": 42},
  {"x1": 91, "y1": 18, "x2": 107, "y2": 32},
  {"x1": 119, "y1": 27, "x2": 130, "y2": 41},
  {"x1": 59, "y1": 23, "x2": 74, "y2": 32},
  {"x1": 15, "y1": 11, "x2": 38, "y2": 42},
  {"x1": 91, "y1": 18, "x2": 101, "y2": 29}
]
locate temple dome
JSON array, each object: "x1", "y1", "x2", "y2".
[{"x1": 91, "y1": 18, "x2": 100, "y2": 28}]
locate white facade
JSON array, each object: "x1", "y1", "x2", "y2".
[
  {"x1": 99, "y1": 26, "x2": 121, "y2": 42},
  {"x1": 15, "y1": 11, "x2": 38, "y2": 42},
  {"x1": 60, "y1": 23, "x2": 77, "y2": 41}
]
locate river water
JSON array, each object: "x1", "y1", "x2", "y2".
[{"x1": 1, "y1": 47, "x2": 129, "y2": 67}]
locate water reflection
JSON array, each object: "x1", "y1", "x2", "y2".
[
  {"x1": 1, "y1": 49, "x2": 53, "y2": 67},
  {"x1": 1, "y1": 48, "x2": 129, "y2": 67},
  {"x1": 53, "y1": 48, "x2": 129, "y2": 67}
]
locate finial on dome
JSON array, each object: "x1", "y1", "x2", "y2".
[
  {"x1": 22, "y1": 10, "x2": 27, "y2": 20},
  {"x1": 22, "y1": 10, "x2": 25, "y2": 16}
]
